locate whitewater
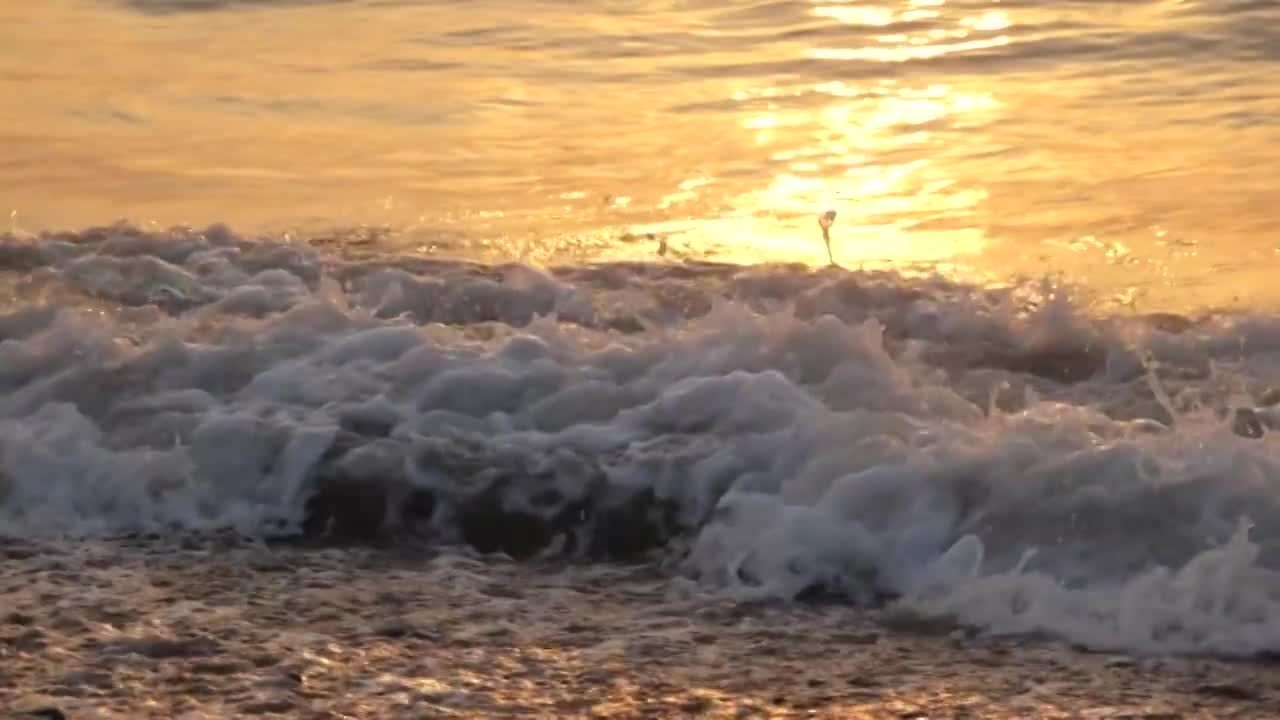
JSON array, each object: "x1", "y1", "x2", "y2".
[{"x1": 2, "y1": 222, "x2": 1278, "y2": 661}]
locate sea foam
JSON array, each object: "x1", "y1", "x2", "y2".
[{"x1": 2, "y1": 223, "x2": 1279, "y2": 657}]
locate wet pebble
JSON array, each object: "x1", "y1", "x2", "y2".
[
  {"x1": 189, "y1": 659, "x2": 252, "y2": 676},
  {"x1": 108, "y1": 636, "x2": 222, "y2": 659},
  {"x1": 1195, "y1": 682, "x2": 1260, "y2": 701},
  {"x1": 6, "y1": 628, "x2": 47, "y2": 651},
  {"x1": 240, "y1": 697, "x2": 297, "y2": 715},
  {"x1": 60, "y1": 670, "x2": 113, "y2": 689}
]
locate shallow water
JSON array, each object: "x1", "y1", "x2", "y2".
[
  {"x1": 3, "y1": 1, "x2": 1280, "y2": 659},
  {"x1": 4, "y1": 0, "x2": 1280, "y2": 308}
]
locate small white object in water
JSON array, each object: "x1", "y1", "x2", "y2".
[{"x1": 818, "y1": 210, "x2": 838, "y2": 265}]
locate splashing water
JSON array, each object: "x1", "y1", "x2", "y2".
[
  {"x1": 2, "y1": 224, "x2": 1280, "y2": 658},
  {"x1": 819, "y1": 210, "x2": 838, "y2": 266}
]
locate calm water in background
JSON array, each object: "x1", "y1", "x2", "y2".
[{"x1": 2, "y1": 0, "x2": 1279, "y2": 310}]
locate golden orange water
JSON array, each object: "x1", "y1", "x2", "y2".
[{"x1": 2, "y1": 0, "x2": 1279, "y2": 309}]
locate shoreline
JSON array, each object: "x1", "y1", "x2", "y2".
[{"x1": 3, "y1": 539, "x2": 1276, "y2": 719}]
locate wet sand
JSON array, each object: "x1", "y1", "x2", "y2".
[{"x1": 2, "y1": 538, "x2": 1276, "y2": 719}]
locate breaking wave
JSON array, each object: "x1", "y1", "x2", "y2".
[{"x1": 2, "y1": 223, "x2": 1280, "y2": 657}]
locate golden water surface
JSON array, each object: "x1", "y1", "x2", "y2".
[{"x1": 2, "y1": 0, "x2": 1279, "y2": 309}]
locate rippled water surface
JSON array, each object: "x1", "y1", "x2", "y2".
[{"x1": 3, "y1": 0, "x2": 1278, "y2": 308}]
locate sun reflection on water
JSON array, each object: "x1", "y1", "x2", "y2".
[
  {"x1": 628, "y1": 0, "x2": 1006, "y2": 271},
  {"x1": 9, "y1": 0, "x2": 1276, "y2": 308}
]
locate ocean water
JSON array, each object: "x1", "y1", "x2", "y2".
[{"x1": 3, "y1": 0, "x2": 1280, "y2": 658}]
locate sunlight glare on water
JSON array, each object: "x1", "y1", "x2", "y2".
[{"x1": 2, "y1": 0, "x2": 1279, "y2": 309}]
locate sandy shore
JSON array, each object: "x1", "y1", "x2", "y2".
[{"x1": 2, "y1": 537, "x2": 1276, "y2": 719}]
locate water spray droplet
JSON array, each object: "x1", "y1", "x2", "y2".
[{"x1": 818, "y1": 210, "x2": 838, "y2": 266}]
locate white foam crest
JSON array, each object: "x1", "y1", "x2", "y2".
[
  {"x1": 2, "y1": 224, "x2": 1280, "y2": 656},
  {"x1": 902, "y1": 521, "x2": 1280, "y2": 656}
]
